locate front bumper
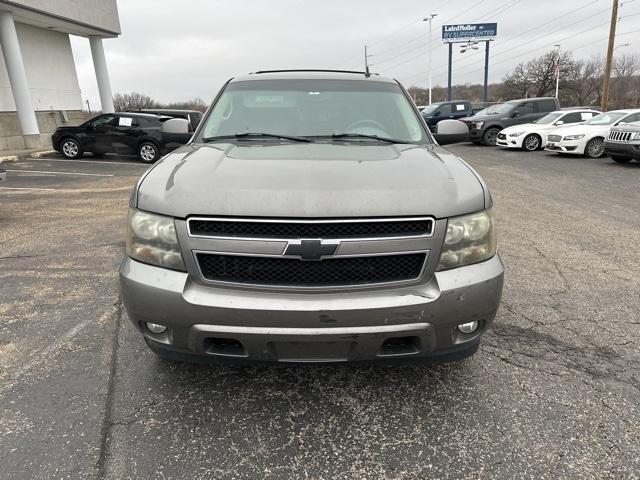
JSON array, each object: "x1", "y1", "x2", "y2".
[
  {"x1": 545, "y1": 139, "x2": 583, "y2": 154},
  {"x1": 496, "y1": 134, "x2": 523, "y2": 148},
  {"x1": 604, "y1": 141, "x2": 640, "y2": 159},
  {"x1": 468, "y1": 128, "x2": 484, "y2": 141},
  {"x1": 119, "y1": 255, "x2": 504, "y2": 363}
]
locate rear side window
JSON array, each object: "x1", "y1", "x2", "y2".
[
  {"x1": 436, "y1": 103, "x2": 453, "y2": 114},
  {"x1": 537, "y1": 99, "x2": 558, "y2": 113},
  {"x1": 138, "y1": 117, "x2": 158, "y2": 127},
  {"x1": 561, "y1": 112, "x2": 585, "y2": 124},
  {"x1": 454, "y1": 103, "x2": 469, "y2": 112},
  {"x1": 515, "y1": 101, "x2": 536, "y2": 115}
]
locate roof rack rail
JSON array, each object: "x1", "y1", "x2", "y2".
[{"x1": 250, "y1": 69, "x2": 376, "y2": 76}]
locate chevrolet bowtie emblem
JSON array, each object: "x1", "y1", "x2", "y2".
[{"x1": 284, "y1": 239, "x2": 339, "y2": 261}]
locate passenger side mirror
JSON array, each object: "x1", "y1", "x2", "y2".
[
  {"x1": 432, "y1": 119, "x2": 469, "y2": 146},
  {"x1": 161, "y1": 118, "x2": 190, "y2": 134}
]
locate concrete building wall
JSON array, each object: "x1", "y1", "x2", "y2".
[{"x1": 0, "y1": 22, "x2": 83, "y2": 112}]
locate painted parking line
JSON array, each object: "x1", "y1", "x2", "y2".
[
  {"x1": 38, "y1": 158, "x2": 148, "y2": 167},
  {"x1": 7, "y1": 169, "x2": 114, "y2": 177},
  {"x1": 0, "y1": 187, "x2": 57, "y2": 191}
]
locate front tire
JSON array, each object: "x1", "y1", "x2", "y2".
[
  {"x1": 611, "y1": 155, "x2": 632, "y2": 163},
  {"x1": 584, "y1": 137, "x2": 605, "y2": 158},
  {"x1": 61, "y1": 138, "x2": 82, "y2": 159},
  {"x1": 138, "y1": 141, "x2": 159, "y2": 163},
  {"x1": 522, "y1": 134, "x2": 541, "y2": 151},
  {"x1": 483, "y1": 127, "x2": 500, "y2": 146}
]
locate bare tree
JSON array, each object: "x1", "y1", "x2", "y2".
[
  {"x1": 610, "y1": 53, "x2": 640, "y2": 109},
  {"x1": 113, "y1": 92, "x2": 155, "y2": 111}
]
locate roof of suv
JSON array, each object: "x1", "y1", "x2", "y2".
[{"x1": 231, "y1": 69, "x2": 397, "y2": 84}]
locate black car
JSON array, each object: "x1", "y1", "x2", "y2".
[
  {"x1": 51, "y1": 112, "x2": 189, "y2": 163},
  {"x1": 464, "y1": 97, "x2": 561, "y2": 146},
  {"x1": 135, "y1": 109, "x2": 203, "y2": 132},
  {"x1": 421, "y1": 100, "x2": 473, "y2": 131}
]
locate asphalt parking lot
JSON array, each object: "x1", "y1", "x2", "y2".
[{"x1": 1, "y1": 146, "x2": 639, "y2": 479}]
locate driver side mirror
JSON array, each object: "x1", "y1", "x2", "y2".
[
  {"x1": 432, "y1": 119, "x2": 469, "y2": 146},
  {"x1": 162, "y1": 118, "x2": 190, "y2": 134},
  {"x1": 554, "y1": 120, "x2": 564, "y2": 126},
  {"x1": 433, "y1": 111, "x2": 442, "y2": 116},
  {"x1": 511, "y1": 111, "x2": 520, "y2": 118}
]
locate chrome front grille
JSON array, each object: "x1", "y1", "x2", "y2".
[
  {"x1": 607, "y1": 131, "x2": 632, "y2": 142},
  {"x1": 183, "y1": 217, "x2": 437, "y2": 289},
  {"x1": 548, "y1": 134, "x2": 562, "y2": 142}
]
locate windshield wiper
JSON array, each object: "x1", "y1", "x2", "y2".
[
  {"x1": 202, "y1": 133, "x2": 312, "y2": 143},
  {"x1": 324, "y1": 133, "x2": 414, "y2": 144}
]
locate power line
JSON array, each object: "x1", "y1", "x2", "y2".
[
  {"x1": 432, "y1": 14, "x2": 638, "y2": 84},
  {"x1": 421, "y1": 0, "x2": 603, "y2": 77},
  {"x1": 423, "y1": 4, "x2": 612, "y2": 81}
]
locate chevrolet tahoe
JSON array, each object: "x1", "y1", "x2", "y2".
[{"x1": 119, "y1": 70, "x2": 504, "y2": 364}]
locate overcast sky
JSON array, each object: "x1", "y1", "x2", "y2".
[{"x1": 69, "y1": 0, "x2": 639, "y2": 108}]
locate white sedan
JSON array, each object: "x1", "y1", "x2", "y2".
[
  {"x1": 545, "y1": 109, "x2": 640, "y2": 158},
  {"x1": 497, "y1": 109, "x2": 599, "y2": 151}
]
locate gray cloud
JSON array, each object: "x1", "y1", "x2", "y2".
[{"x1": 70, "y1": 0, "x2": 639, "y2": 108}]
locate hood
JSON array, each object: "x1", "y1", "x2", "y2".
[
  {"x1": 135, "y1": 142, "x2": 486, "y2": 219},
  {"x1": 468, "y1": 112, "x2": 502, "y2": 121},
  {"x1": 552, "y1": 124, "x2": 609, "y2": 136},
  {"x1": 610, "y1": 122, "x2": 640, "y2": 133}
]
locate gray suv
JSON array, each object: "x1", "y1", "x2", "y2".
[
  {"x1": 466, "y1": 97, "x2": 560, "y2": 146},
  {"x1": 119, "y1": 70, "x2": 504, "y2": 364}
]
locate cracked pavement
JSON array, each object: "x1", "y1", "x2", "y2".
[{"x1": 1, "y1": 148, "x2": 639, "y2": 479}]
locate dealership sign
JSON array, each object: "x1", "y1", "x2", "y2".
[{"x1": 442, "y1": 23, "x2": 497, "y2": 43}]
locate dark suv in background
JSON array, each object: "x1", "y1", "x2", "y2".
[
  {"x1": 464, "y1": 97, "x2": 560, "y2": 145},
  {"x1": 421, "y1": 100, "x2": 473, "y2": 131},
  {"x1": 52, "y1": 112, "x2": 190, "y2": 163}
]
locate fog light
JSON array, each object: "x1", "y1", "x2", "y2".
[
  {"x1": 457, "y1": 321, "x2": 479, "y2": 334},
  {"x1": 146, "y1": 322, "x2": 167, "y2": 334}
]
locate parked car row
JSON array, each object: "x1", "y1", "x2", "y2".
[
  {"x1": 419, "y1": 94, "x2": 640, "y2": 162},
  {"x1": 51, "y1": 110, "x2": 201, "y2": 162}
]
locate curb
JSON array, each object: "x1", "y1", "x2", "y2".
[{"x1": 30, "y1": 150, "x2": 56, "y2": 159}]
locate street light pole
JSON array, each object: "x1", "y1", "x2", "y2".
[
  {"x1": 554, "y1": 44, "x2": 561, "y2": 99},
  {"x1": 423, "y1": 13, "x2": 437, "y2": 105}
]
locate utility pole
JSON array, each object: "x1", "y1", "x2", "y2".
[
  {"x1": 554, "y1": 44, "x2": 561, "y2": 99},
  {"x1": 423, "y1": 13, "x2": 437, "y2": 105},
  {"x1": 601, "y1": 0, "x2": 619, "y2": 111}
]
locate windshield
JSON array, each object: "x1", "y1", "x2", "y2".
[
  {"x1": 481, "y1": 102, "x2": 515, "y2": 115},
  {"x1": 420, "y1": 103, "x2": 442, "y2": 115},
  {"x1": 197, "y1": 79, "x2": 428, "y2": 144},
  {"x1": 584, "y1": 111, "x2": 627, "y2": 126},
  {"x1": 534, "y1": 112, "x2": 563, "y2": 124}
]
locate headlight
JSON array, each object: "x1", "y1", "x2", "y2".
[
  {"x1": 631, "y1": 132, "x2": 640, "y2": 141},
  {"x1": 508, "y1": 131, "x2": 525, "y2": 137},
  {"x1": 437, "y1": 209, "x2": 497, "y2": 270},
  {"x1": 563, "y1": 134, "x2": 585, "y2": 141},
  {"x1": 473, "y1": 121, "x2": 484, "y2": 129},
  {"x1": 126, "y1": 208, "x2": 186, "y2": 271}
]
